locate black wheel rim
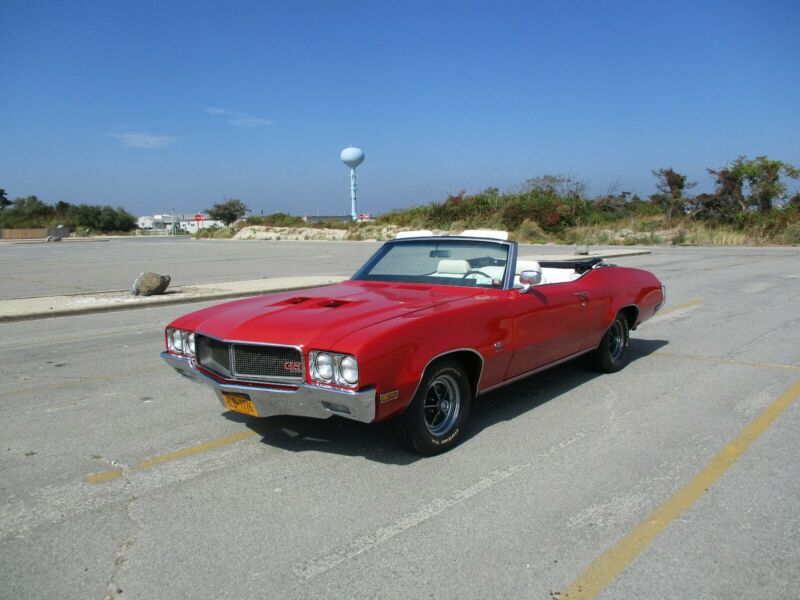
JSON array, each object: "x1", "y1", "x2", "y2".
[
  {"x1": 423, "y1": 373, "x2": 460, "y2": 436},
  {"x1": 608, "y1": 320, "x2": 626, "y2": 362}
]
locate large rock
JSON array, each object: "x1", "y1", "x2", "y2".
[{"x1": 131, "y1": 272, "x2": 171, "y2": 296}]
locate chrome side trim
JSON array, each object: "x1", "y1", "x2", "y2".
[
  {"x1": 161, "y1": 352, "x2": 376, "y2": 423},
  {"x1": 477, "y1": 348, "x2": 594, "y2": 396},
  {"x1": 408, "y1": 348, "x2": 486, "y2": 403}
]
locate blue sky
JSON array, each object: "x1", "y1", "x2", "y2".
[{"x1": 1, "y1": 0, "x2": 798, "y2": 217}]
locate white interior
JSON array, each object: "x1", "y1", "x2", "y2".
[
  {"x1": 435, "y1": 259, "x2": 471, "y2": 275},
  {"x1": 515, "y1": 259, "x2": 581, "y2": 287},
  {"x1": 429, "y1": 257, "x2": 581, "y2": 287}
]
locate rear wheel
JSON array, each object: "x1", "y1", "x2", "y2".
[
  {"x1": 400, "y1": 359, "x2": 472, "y2": 455},
  {"x1": 591, "y1": 314, "x2": 630, "y2": 373}
]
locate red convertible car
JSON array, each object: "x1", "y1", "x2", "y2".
[{"x1": 162, "y1": 233, "x2": 665, "y2": 454}]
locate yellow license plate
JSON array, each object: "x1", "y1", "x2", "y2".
[{"x1": 222, "y1": 393, "x2": 259, "y2": 417}]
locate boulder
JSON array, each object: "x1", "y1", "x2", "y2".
[{"x1": 131, "y1": 272, "x2": 171, "y2": 296}]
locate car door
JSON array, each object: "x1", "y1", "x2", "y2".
[{"x1": 505, "y1": 281, "x2": 590, "y2": 378}]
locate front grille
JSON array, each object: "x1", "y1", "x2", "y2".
[
  {"x1": 196, "y1": 336, "x2": 303, "y2": 382},
  {"x1": 232, "y1": 344, "x2": 303, "y2": 381}
]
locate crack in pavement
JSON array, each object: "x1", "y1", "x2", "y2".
[{"x1": 104, "y1": 467, "x2": 139, "y2": 600}]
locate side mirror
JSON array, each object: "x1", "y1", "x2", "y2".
[{"x1": 518, "y1": 270, "x2": 542, "y2": 294}]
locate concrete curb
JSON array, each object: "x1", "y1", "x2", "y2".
[{"x1": 0, "y1": 276, "x2": 348, "y2": 323}]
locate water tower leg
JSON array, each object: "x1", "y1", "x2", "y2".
[{"x1": 350, "y1": 168, "x2": 357, "y2": 221}]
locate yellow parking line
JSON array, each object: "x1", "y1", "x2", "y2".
[
  {"x1": 84, "y1": 430, "x2": 258, "y2": 484},
  {"x1": 85, "y1": 469, "x2": 123, "y2": 484},
  {"x1": 653, "y1": 351, "x2": 800, "y2": 372},
  {"x1": 561, "y1": 377, "x2": 800, "y2": 599},
  {"x1": 132, "y1": 430, "x2": 258, "y2": 471},
  {"x1": 657, "y1": 298, "x2": 702, "y2": 316}
]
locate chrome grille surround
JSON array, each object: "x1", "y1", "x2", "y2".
[{"x1": 195, "y1": 334, "x2": 303, "y2": 383}]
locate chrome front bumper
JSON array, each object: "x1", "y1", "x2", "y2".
[{"x1": 161, "y1": 352, "x2": 376, "y2": 423}]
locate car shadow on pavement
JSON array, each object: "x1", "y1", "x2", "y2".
[
  {"x1": 463, "y1": 338, "x2": 668, "y2": 444},
  {"x1": 224, "y1": 338, "x2": 666, "y2": 463},
  {"x1": 225, "y1": 411, "x2": 420, "y2": 465}
]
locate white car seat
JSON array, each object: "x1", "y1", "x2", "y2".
[{"x1": 435, "y1": 259, "x2": 471, "y2": 276}]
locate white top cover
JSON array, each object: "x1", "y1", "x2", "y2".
[
  {"x1": 395, "y1": 230, "x2": 434, "y2": 239},
  {"x1": 459, "y1": 229, "x2": 509, "y2": 240}
]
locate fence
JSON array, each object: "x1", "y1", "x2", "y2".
[
  {"x1": 0, "y1": 228, "x2": 49, "y2": 240},
  {"x1": 0, "y1": 228, "x2": 72, "y2": 240}
]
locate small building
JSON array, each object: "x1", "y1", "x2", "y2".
[{"x1": 138, "y1": 213, "x2": 223, "y2": 233}]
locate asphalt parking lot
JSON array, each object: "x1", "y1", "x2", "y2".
[{"x1": 1, "y1": 241, "x2": 799, "y2": 599}]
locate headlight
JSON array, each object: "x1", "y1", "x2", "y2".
[
  {"x1": 339, "y1": 356, "x2": 358, "y2": 384},
  {"x1": 166, "y1": 328, "x2": 196, "y2": 356},
  {"x1": 314, "y1": 352, "x2": 333, "y2": 380},
  {"x1": 170, "y1": 329, "x2": 184, "y2": 353},
  {"x1": 309, "y1": 351, "x2": 358, "y2": 387}
]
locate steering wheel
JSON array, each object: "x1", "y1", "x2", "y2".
[{"x1": 462, "y1": 270, "x2": 493, "y2": 279}]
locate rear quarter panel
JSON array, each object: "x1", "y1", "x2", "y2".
[{"x1": 581, "y1": 266, "x2": 663, "y2": 348}]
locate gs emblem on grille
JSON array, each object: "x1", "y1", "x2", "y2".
[{"x1": 283, "y1": 361, "x2": 303, "y2": 373}]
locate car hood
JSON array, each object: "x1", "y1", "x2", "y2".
[{"x1": 173, "y1": 280, "x2": 482, "y2": 350}]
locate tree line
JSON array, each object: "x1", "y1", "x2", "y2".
[
  {"x1": 3, "y1": 154, "x2": 797, "y2": 238},
  {"x1": 0, "y1": 192, "x2": 137, "y2": 233},
  {"x1": 378, "y1": 155, "x2": 800, "y2": 238}
]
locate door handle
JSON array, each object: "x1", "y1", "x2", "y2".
[{"x1": 574, "y1": 292, "x2": 589, "y2": 300}]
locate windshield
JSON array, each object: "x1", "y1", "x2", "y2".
[{"x1": 352, "y1": 239, "x2": 509, "y2": 288}]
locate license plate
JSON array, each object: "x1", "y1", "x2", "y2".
[{"x1": 222, "y1": 393, "x2": 259, "y2": 417}]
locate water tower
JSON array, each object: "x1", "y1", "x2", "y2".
[{"x1": 340, "y1": 146, "x2": 365, "y2": 220}]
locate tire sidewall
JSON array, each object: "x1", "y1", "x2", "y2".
[
  {"x1": 402, "y1": 360, "x2": 472, "y2": 455},
  {"x1": 597, "y1": 315, "x2": 630, "y2": 373}
]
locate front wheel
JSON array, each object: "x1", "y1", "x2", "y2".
[
  {"x1": 400, "y1": 359, "x2": 472, "y2": 455},
  {"x1": 591, "y1": 314, "x2": 630, "y2": 373}
]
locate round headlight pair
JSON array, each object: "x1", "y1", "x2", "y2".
[
  {"x1": 168, "y1": 329, "x2": 196, "y2": 356},
  {"x1": 312, "y1": 352, "x2": 358, "y2": 386}
]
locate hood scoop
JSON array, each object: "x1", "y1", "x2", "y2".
[
  {"x1": 274, "y1": 296, "x2": 311, "y2": 305},
  {"x1": 270, "y1": 296, "x2": 352, "y2": 309},
  {"x1": 318, "y1": 298, "x2": 350, "y2": 308}
]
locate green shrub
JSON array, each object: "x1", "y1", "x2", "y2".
[
  {"x1": 247, "y1": 213, "x2": 305, "y2": 227},
  {"x1": 779, "y1": 222, "x2": 800, "y2": 245},
  {"x1": 514, "y1": 219, "x2": 548, "y2": 243}
]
